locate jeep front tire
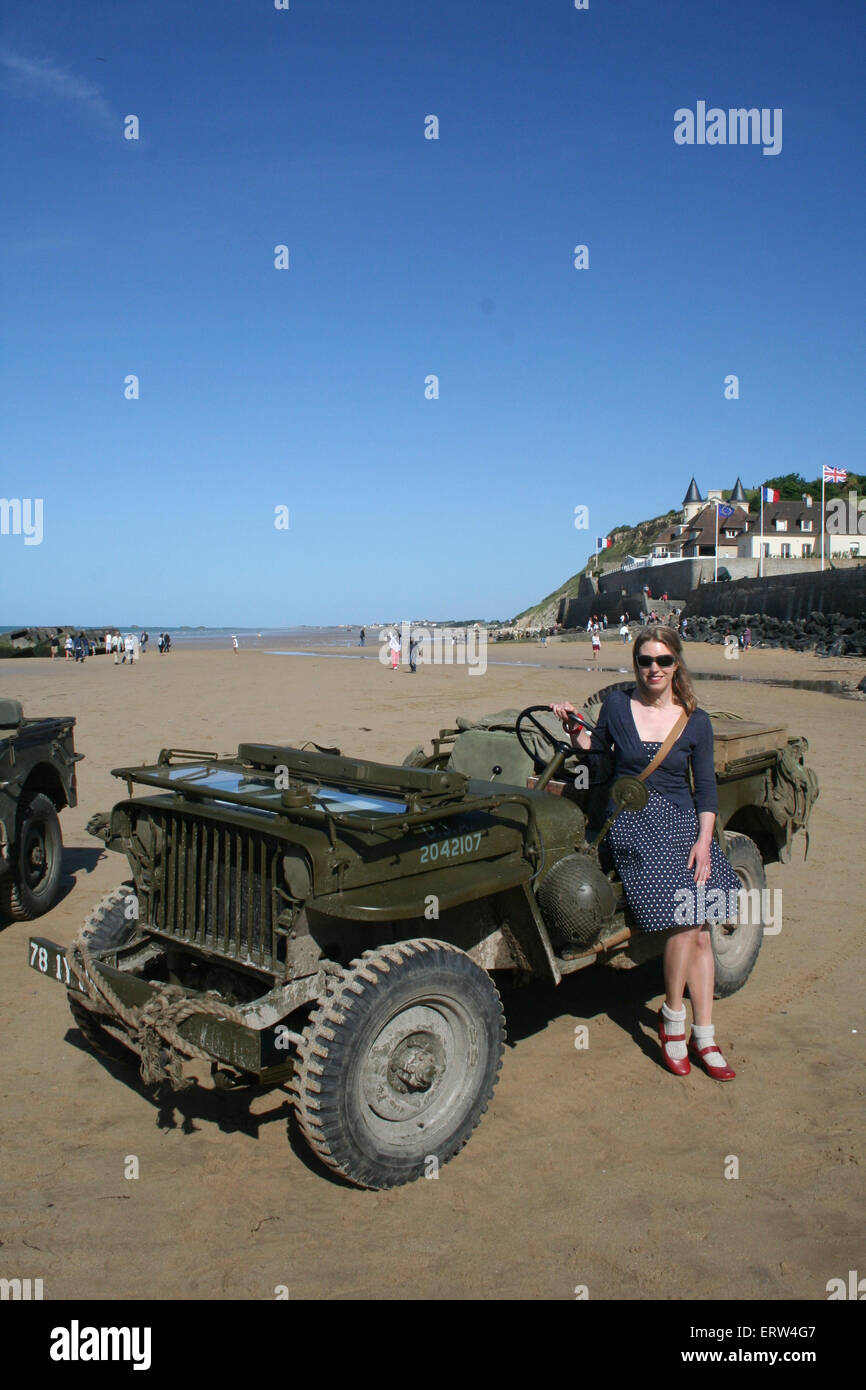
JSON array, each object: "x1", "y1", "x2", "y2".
[{"x1": 291, "y1": 939, "x2": 505, "y2": 1189}]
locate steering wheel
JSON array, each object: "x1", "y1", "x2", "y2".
[{"x1": 514, "y1": 705, "x2": 592, "y2": 766}]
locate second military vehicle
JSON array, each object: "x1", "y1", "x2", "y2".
[{"x1": 1, "y1": 698, "x2": 81, "y2": 921}]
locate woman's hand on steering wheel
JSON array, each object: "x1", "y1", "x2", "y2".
[
  {"x1": 551, "y1": 701, "x2": 585, "y2": 733},
  {"x1": 514, "y1": 704, "x2": 595, "y2": 766}
]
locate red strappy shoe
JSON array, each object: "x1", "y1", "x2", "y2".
[
  {"x1": 689, "y1": 1038, "x2": 736, "y2": 1081},
  {"x1": 657, "y1": 1008, "x2": 690, "y2": 1076}
]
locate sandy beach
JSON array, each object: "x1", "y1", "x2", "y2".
[{"x1": 1, "y1": 637, "x2": 864, "y2": 1301}]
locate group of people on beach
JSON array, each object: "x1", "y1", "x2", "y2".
[
  {"x1": 52, "y1": 632, "x2": 95, "y2": 661},
  {"x1": 386, "y1": 629, "x2": 422, "y2": 672},
  {"x1": 47, "y1": 630, "x2": 172, "y2": 662}
]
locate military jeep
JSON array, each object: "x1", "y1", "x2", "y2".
[
  {"x1": 28, "y1": 692, "x2": 817, "y2": 1189},
  {"x1": 1, "y1": 698, "x2": 81, "y2": 921}
]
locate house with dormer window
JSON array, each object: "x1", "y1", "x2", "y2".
[
  {"x1": 652, "y1": 477, "x2": 752, "y2": 560},
  {"x1": 737, "y1": 498, "x2": 859, "y2": 558}
]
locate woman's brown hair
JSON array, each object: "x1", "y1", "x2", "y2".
[{"x1": 632, "y1": 626, "x2": 698, "y2": 715}]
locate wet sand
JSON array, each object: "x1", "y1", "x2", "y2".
[{"x1": 1, "y1": 639, "x2": 863, "y2": 1301}]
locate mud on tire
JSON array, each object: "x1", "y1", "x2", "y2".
[
  {"x1": 67, "y1": 883, "x2": 144, "y2": 1063},
  {"x1": 291, "y1": 939, "x2": 505, "y2": 1190}
]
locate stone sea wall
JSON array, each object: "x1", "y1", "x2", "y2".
[{"x1": 682, "y1": 565, "x2": 866, "y2": 623}]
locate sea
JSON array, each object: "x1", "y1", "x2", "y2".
[{"x1": 164, "y1": 626, "x2": 366, "y2": 650}]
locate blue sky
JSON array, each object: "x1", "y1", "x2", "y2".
[{"x1": 1, "y1": 0, "x2": 863, "y2": 626}]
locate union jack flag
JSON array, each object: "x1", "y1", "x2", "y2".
[{"x1": 823, "y1": 465, "x2": 848, "y2": 484}]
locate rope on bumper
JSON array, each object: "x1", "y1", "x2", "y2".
[{"x1": 69, "y1": 938, "x2": 249, "y2": 1091}]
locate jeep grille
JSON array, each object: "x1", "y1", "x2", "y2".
[{"x1": 137, "y1": 810, "x2": 284, "y2": 972}]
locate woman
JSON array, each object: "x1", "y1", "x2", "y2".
[{"x1": 552, "y1": 626, "x2": 742, "y2": 1081}]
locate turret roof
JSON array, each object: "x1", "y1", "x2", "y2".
[{"x1": 683, "y1": 477, "x2": 704, "y2": 504}]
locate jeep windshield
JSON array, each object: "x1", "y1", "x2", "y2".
[{"x1": 160, "y1": 764, "x2": 409, "y2": 816}]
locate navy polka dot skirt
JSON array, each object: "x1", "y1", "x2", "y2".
[{"x1": 606, "y1": 743, "x2": 743, "y2": 932}]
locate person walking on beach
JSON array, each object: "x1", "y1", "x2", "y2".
[
  {"x1": 232, "y1": 634, "x2": 239, "y2": 655},
  {"x1": 359, "y1": 628, "x2": 366, "y2": 647},
  {"x1": 113, "y1": 633, "x2": 121, "y2": 665},
  {"x1": 552, "y1": 627, "x2": 740, "y2": 1081},
  {"x1": 409, "y1": 635, "x2": 420, "y2": 673},
  {"x1": 64, "y1": 634, "x2": 73, "y2": 660},
  {"x1": 389, "y1": 630, "x2": 401, "y2": 671},
  {"x1": 164, "y1": 633, "x2": 171, "y2": 653},
  {"x1": 141, "y1": 632, "x2": 148, "y2": 654},
  {"x1": 591, "y1": 627, "x2": 601, "y2": 664},
  {"x1": 105, "y1": 632, "x2": 112, "y2": 655},
  {"x1": 620, "y1": 620, "x2": 630, "y2": 644},
  {"x1": 49, "y1": 632, "x2": 59, "y2": 660}
]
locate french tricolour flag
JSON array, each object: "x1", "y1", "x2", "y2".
[
  {"x1": 760, "y1": 487, "x2": 780, "y2": 502},
  {"x1": 596, "y1": 536, "x2": 612, "y2": 549}
]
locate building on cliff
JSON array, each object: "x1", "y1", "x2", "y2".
[{"x1": 651, "y1": 477, "x2": 861, "y2": 564}]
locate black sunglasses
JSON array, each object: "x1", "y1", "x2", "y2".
[{"x1": 636, "y1": 653, "x2": 676, "y2": 668}]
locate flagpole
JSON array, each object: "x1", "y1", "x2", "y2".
[
  {"x1": 759, "y1": 490, "x2": 764, "y2": 579},
  {"x1": 821, "y1": 471, "x2": 825, "y2": 572},
  {"x1": 714, "y1": 501, "x2": 719, "y2": 582}
]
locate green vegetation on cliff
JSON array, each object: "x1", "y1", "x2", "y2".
[{"x1": 514, "y1": 509, "x2": 678, "y2": 627}]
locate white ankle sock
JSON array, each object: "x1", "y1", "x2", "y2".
[
  {"x1": 661, "y1": 1003, "x2": 687, "y2": 1061},
  {"x1": 691, "y1": 1023, "x2": 726, "y2": 1067}
]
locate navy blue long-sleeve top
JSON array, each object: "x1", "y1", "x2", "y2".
[{"x1": 587, "y1": 686, "x2": 718, "y2": 815}]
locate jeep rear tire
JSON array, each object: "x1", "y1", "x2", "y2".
[
  {"x1": 710, "y1": 832, "x2": 765, "y2": 997},
  {"x1": 291, "y1": 939, "x2": 505, "y2": 1189},
  {"x1": 0, "y1": 792, "x2": 63, "y2": 922}
]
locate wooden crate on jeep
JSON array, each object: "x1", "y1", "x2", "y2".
[{"x1": 709, "y1": 718, "x2": 788, "y2": 771}]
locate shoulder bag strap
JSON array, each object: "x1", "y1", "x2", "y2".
[{"x1": 637, "y1": 709, "x2": 689, "y2": 782}]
